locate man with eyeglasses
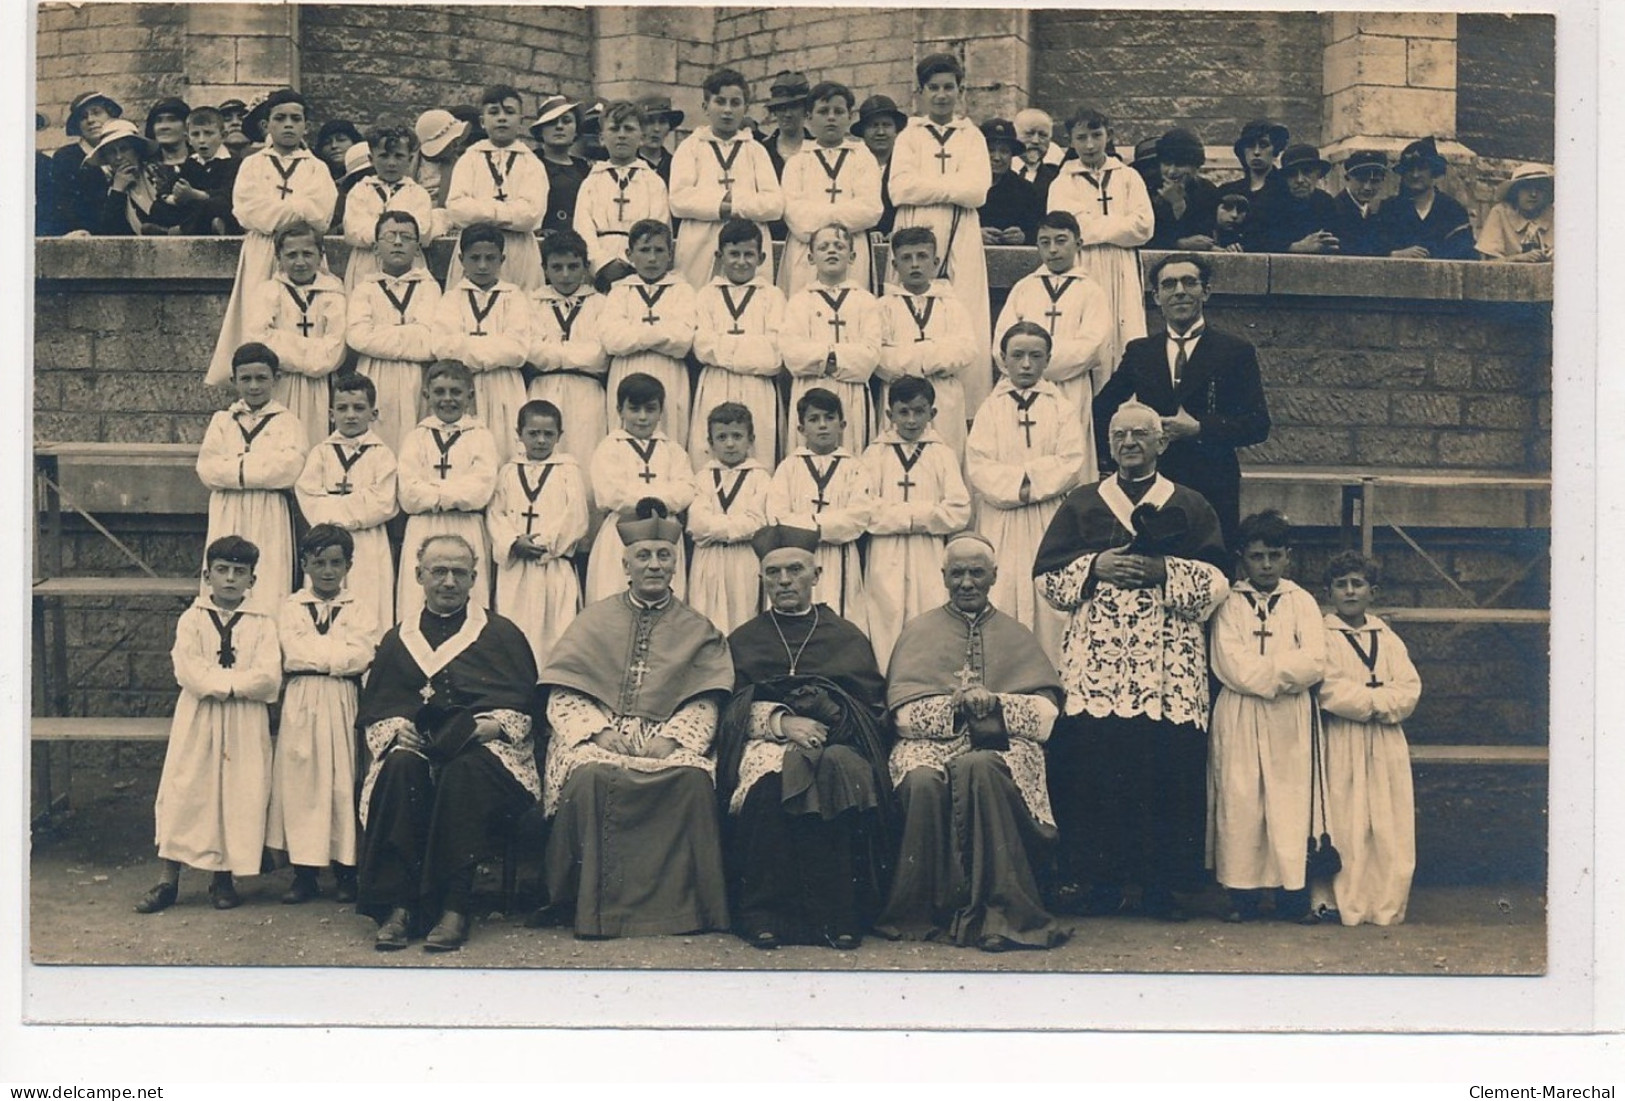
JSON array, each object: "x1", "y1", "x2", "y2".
[
  {"x1": 1092, "y1": 252, "x2": 1271, "y2": 550},
  {"x1": 1033, "y1": 401, "x2": 1230, "y2": 921},
  {"x1": 354, "y1": 533, "x2": 543, "y2": 952}
]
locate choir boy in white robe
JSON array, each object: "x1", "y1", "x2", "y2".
[
  {"x1": 1208, "y1": 510, "x2": 1325, "y2": 923},
  {"x1": 528, "y1": 230, "x2": 609, "y2": 469},
  {"x1": 780, "y1": 81, "x2": 883, "y2": 296},
  {"x1": 599, "y1": 219, "x2": 698, "y2": 449},
  {"x1": 1046, "y1": 107, "x2": 1154, "y2": 373},
  {"x1": 445, "y1": 84, "x2": 548, "y2": 291},
  {"x1": 294, "y1": 373, "x2": 399, "y2": 634},
  {"x1": 993, "y1": 210, "x2": 1114, "y2": 435},
  {"x1": 487, "y1": 400, "x2": 588, "y2": 671},
  {"x1": 585, "y1": 372, "x2": 696, "y2": 604},
  {"x1": 688, "y1": 402, "x2": 772, "y2": 637},
  {"x1": 860, "y1": 377, "x2": 972, "y2": 670},
  {"x1": 207, "y1": 89, "x2": 336, "y2": 385},
  {"x1": 573, "y1": 100, "x2": 670, "y2": 293},
  {"x1": 1315, "y1": 551, "x2": 1420, "y2": 927},
  {"x1": 197, "y1": 343, "x2": 309, "y2": 617},
  {"x1": 965, "y1": 323, "x2": 1089, "y2": 660},
  {"x1": 670, "y1": 68, "x2": 784, "y2": 289},
  {"x1": 889, "y1": 54, "x2": 993, "y2": 419},
  {"x1": 245, "y1": 221, "x2": 347, "y2": 448},
  {"x1": 767, "y1": 387, "x2": 874, "y2": 635},
  {"x1": 431, "y1": 223, "x2": 532, "y2": 464},
  {"x1": 135, "y1": 536, "x2": 281, "y2": 915},
  {"x1": 876, "y1": 226, "x2": 975, "y2": 461},
  {"x1": 346, "y1": 210, "x2": 442, "y2": 457},
  {"x1": 266, "y1": 525, "x2": 377, "y2": 905},
  {"x1": 342, "y1": 125, "x2": 439, "y2": 292},
  {"x1": 396, "y1": 360, "x2": 499, "y2": 622},
  {"x1": 691, "y1": 217, "x2": 786, "y2": 467},
  {"x1": 781, "y1": 225, "x2": 883, "y2": 456}
]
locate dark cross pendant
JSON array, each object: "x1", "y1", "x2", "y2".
[
  {"x1": 1253, "y1": 624, "x2": 1273, "y2": 654},
  {"x1": 295, "y1": 311, "x2": 314, "y2": 338},
  {"x1": 612, "y1": 191, "x2": 631, "y2": 215},
  {"x1": 1018, "y1": 413, "x2": 1037, "y2": 447},
  {"x1": 1044, "y1": 304, "x2": 1065, "y2": 330},
  {"x1": 643, "y1": 307, "x2": 660, "y2": 325},
  {"x1": 935, "y1": 148, "x2": 952, "y2": 171},
  {"x1": 897, "y1": 472, "x2": 916, "y2": 500},
  {"x1": 435, "y1": 455, "x2": 454, "y2": 477},
  {"x1": 521, "y1": 503, "x2": 540, "y2": 532},
  {"x1": 335, "y1": 476, "x2": 352, "y2": 495},
  {"x1": 1367, "y1": 675, "x2": 1383, "y2": 689},
  {"x1": 827, "y1": 313, "x2": 845, "y2": 342},
  {"x1": 637, "y1": 466, "x2": 657, "y2": 483},
  {"x1": 825, "y1": 181, "x2": 843, "y2": 201}
]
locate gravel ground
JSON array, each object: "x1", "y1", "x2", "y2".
[{"x1": 29, "y1": 769, "x2": 1546, "y2": 975}]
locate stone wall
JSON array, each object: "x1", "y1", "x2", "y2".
[
  {"x1": 299, "y1": 5, "x2": 595, "y2": 129},
  {"x1": 1456, "y1": 13, "x2": 1556, "y2": 163},
  {"x1": 36, "y1": 3, "x2": 189, "y2": 141},
  {"x1": 1028, "y1": 10, "x2": 1323, "y2": 149},
  {"x1": 712, "y1": 7, "x2": 919, "y2": 115}
]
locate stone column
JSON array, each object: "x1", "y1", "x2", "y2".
[
  {"x1": 1320, "y1": 12, "x2": 1470, "y2": 165},
  {"x1": 592, "y1": 7, "x2": 716, "y2": 136},
  {"x1": 182, "y1": 3, "x2": 299, "y2": 110},
  {"x1": 914, "y1": 10, "x2": 1033, "y2": 122}
]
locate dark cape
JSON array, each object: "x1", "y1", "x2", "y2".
[
  {"x1": 716, "y1": 605, "x2": 894, "y2": 943},
  {"x1": 538, "y1": 591, "x2": 735, "y2": 722},
  {"x1": 1253, "y1": 188, "x2": 1339, "y2": 253},
  {"x1": 887, "y1": 603, "x2": 1062, "y2": 712},
  {"x1": 1032, "y1": 473, "x2": 1229, "y2": 578},
  {"x1": 541, "y1": 154, "x2": 592, "y2": 237},
  {"x1": 1149, "y1": 175, "x2": 1222, "y2": 249},
  {"x1": 982, "y1": 170, "x2": 1043, "y2": 245},
  {"x1": 1374, "y1": 188, "x2": 1477, "y2": 260},
  {"x1": 357, "y1": 607, "x2": 539, "y2": 730}
]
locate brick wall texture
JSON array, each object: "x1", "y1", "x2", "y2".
[
  {"x1": 298, "y1": 5, "x2": 595, "y2": 131},
  {"x1": 36, "y1": 3, "x2": 189, "y2": 141},
  {"x1": 1456, "y1": 14, "x2": 1555, "y2": 163},
  {"x1": 712, "y1": 7, "x2": 919, "y2": 113},
  {"x1": 1028, "y1": 10, "x2": 1324, "y2": 150}
]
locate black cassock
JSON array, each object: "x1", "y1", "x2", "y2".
[
  {"x1": 1093, "y1": 326, "x2": 1271, "y2": 551},
  {"x1": 354, "y1": 607, "x2": 539, "y2": 926},
  {"x1": 716, "y1": 606, "x2": 893, "y2": 944}
]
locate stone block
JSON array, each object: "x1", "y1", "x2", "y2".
[
  {"x1": 1464, "y1": 396, "x2": 1535, "y2": 431},
  {"x1": 1472, "y1": 358, "x2": 1536, "y2": 392},
  {"x1": 1325, "y1": 85, "x2": 1456, "y2": 143},
  {"x1": 1272, "y1": 388, "x2": 1390, "y2": 427},
  {"x1": 186, "y1": 4, "x2": 294, "y2": 38},
  {"x1": 1389, "y1": 392, "x2": 1463, "y2": 427},
  {"x1": 923, "y1": 9, "x2": 1024, "y2": 40},
  {"x1": 1269, "y1": 255, "x2": 1463, "y2": 299},
  {"x1": 1436, "y1": 430, "x2": 1528, "y2": 468},
  {"x1": 183, "y1": 34, "x2": 238, "y2": 86},
  {"x1": 1356, "y1": 12, "x2": 1457, "y2": 40},
  {"x1": 1240, "y1": 426, "x2": 1355, "y2": 466},
  {"x1": 34, "y1": 412, "x2": 103, "y2": 444},
  {"x1": 34, "y1": 375, "x2": 62, "y2": 413},
  {"x1": 34, "y1": 331, "x2": 94, "y2": 371},
  {"x1": 234, "y1": 34, "x2": 296, "y2": 84},
  {"x1": 1323, "y1": 34, "x2": 1408, "y2": 95},
  {"x1": 1430, "y1": 352, "x2": 1475, "y2": 388},
  {"x1": 1353, "y1": 427, "x2": 1437, "y2": 465},
  {"x1": 1460, "y1": 262, "x2": 1553, "y2": 303},
  {"x1": 1407, "y1": 37, "x2": 1457, "y2": 90}
]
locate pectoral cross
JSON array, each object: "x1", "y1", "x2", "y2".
[
  {"x1": 335, "y1": 475, "x2": 353, "y2": 495},
  {"x1": 295, "y1": 312, "x2": 314, "y2": 338},
  {"x1": 815, "y1": 288, "x2": 849, "y2": 344},
  {"x1": 803, "y1": 454, "x2": 840, "y2": 513},
  {"x1": 520, "y1": 502, "x2": 540, "y2": 532},
  {"x1": 637, "y1": 467, "x2": 657, "y2": 484},
  {"x1": 926, "y1": 126, "x2": 954, "y2": 174},
  {"x1": 284, "y1": 284, "x2": 318, "y2": 337},
  {"x1": 897, "y1": 471, "x2": 916, "y2": 499},
  {"x1": 1252, "y1": 623, "x2": 1273, "y2": 654},
  {"x1": 1083, "y1": 170, "x2": 1114, "y2": 216},
  {"x1": 827, "y1": 313, "x2": 845, "y2": 342},
  {"x1": 629, "y1": 658, "x2": 650, "y2": 689},
  {"x1": 612, "y1": 190, "x2": 631, "y2": 216},
  {"x1": 891, "y1": 442, "x2": 923, "y2": 502},
  {"x1": 1043, "y1": 303, "x2": 1065, "y2": 329},
  {"x1": 1010, "y1": 390, "x2": 1041, "y2": 448},
  {"x1": 1018, "y1": 412, "x2": 1036, "y2": 447},
  {"x1": 954, "y1": 664, "x2": 980, "y2": 692},
  {"x1": 269, "y1": 155, "x2": 298, "y2": 200},
  {"x1": 435, "y1": 454, "x2": 454, "y2": 478},
  {"x1": 825, "y1": 179, "x2": 843, "y2": 202},
  {"x1": 420, "y1": 683, "x2": 435, "y2": 703},
  {"x1": 1367, "y1": 673, "x2": 1383, "y2": 689}
]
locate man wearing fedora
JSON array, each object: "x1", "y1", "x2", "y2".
[
  {"x1": 1217, "y1": 118, "x2": 1290, "y2": 252},
  {"x1": 1477, "y1": 162, "x2": 1553, "y2": 263},
  {"x1": 1259, "y1": 143, "x2": 1340, "y2": 254},
  {"x1": 1149, "y1": 127, "x2": 1221, "y2": 250},
  {"x1": 48, "y1": 90, "x2": 124, "y2": 236},
  {"x1": 1330, "y1": 150, "x2": 1391, "y2": 258},
  {"x1": 852, "y1": 93, "x2": 908, "y2": 238},
  {"x1": 1376, "y1": 136, "x2": 1477, "y2": 261},
  {"x1": 980, "y1": 118, "x2": 1042, "y2": 246}
]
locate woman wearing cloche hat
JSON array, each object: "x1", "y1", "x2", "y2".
[
  {"x1": 1477, "y1": 162, "x2": 1553, "y2": 262},
  {"x1": 47, "y1": 90, "x2": 126, "y2": 235}
]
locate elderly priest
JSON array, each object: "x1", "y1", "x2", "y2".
[
  {"x1": 877, "y1": 531, "x2": 1067, "y2": 951},
  {"x1": 715, "y1": 523, "x2": 892, "y2": 951},
  {"x1": 537, "y1": 500, "x2": 735, "y2": 938},
  {"x1": 356, "y1": 533, "x2": 541, "y2": 953}
]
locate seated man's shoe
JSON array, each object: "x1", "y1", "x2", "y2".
[
  {"x1": 826, "y1": 932, "x2": 861, "y2": 951},
  {"x1": 134, "y1": 882, "x2": 178, "y2": 914},
  {"x1": 978, "y1": 934, "x2": 1019, "y2": 953},
  {"x1": 208, "y1": 875, "x2": 241, "y2": 911},
  {"x1": 282, "y1": 873, "x2": 321, "y2": 905},
  {"x1": 332, "y1": 868, "x2": 358, "y2": 905},
  {"x1": 424, "y1": 910, "x2": 470, "y2": 952},
  {"x1": 746, "y1": 930, "x2": 780, "y2": 951},
  {"x1": 374, "y1": 908, "x2": 413, "y2": 951}
]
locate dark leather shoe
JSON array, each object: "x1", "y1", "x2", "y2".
[
  {"x1": 424, "y1": 910, "x2": 470, "y2": 952},
  {"x1": 333, "y1": 871, "x2": 358, "y2": 904},
  {"x1": 375, "y1": 908, "x2": 412, "y2": 951},
  {"x1": 209, "y1": 878, "x2": 241, "y2": 910},
  {"x1": 978, "y1": 934, "x2": 1018, "y2": 953},
  {"x1": 826, "y1": 932, "x2": 861, "y2": 951},
  {"x1": 134, "y1": 882, "x2": 178, "y2": 914},
  {"x1": 282, "y1": 875, "x2": 320, "y2": 905},
  {"x1": 746, "y1": 930, "x2": 780, "y2": 951}
]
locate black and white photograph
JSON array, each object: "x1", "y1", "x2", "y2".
[{"x1": 12, "y1": 0, "x2": 1612, "y2": 1062}]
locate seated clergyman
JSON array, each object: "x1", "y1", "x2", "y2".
[{"x1": 876, "y1": 531, "x2": 1067, "y2": 951}]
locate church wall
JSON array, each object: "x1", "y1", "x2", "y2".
[
  {"x1": 36, "y1": 2, "x2": 189, "y2": 142},
  {"x1": 298, "y1": 4, "x2": 596, "y2": 129},
  {"x1": 712, "y1": 7, "x2": 920, "y2": 112},
  {"x1": 1027, "y1": 9, "x2": 1324, "y2": 149},
  {"x1": 1456, "y1": 13, "x2": 1555, "y2": 163}
]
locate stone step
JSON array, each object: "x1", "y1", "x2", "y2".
[{"x1": 33, "y1": 577, "x2": 199, "y2": 598}]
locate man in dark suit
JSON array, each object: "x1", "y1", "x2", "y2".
[{"x1": 1093, "y1": 252, "x2": 1271, "y2": 550}]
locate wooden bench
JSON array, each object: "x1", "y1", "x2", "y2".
[
  {"x1": 32, "y1": 577, "x2": 201, "y2": 599},
  {"x1": 31, "y1": 717, "x2": 171, "y2": 741},
  {"x1": 1409, "y1": 744, "x2": 1548, "y2": 765},
  {"x1": 1376, "y1": 607, "x2": 1548, "y2": 625},
  {"x1": 1241, "y1": 466, "x2": 1551, "y2": 531}
]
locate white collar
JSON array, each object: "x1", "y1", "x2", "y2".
[
  {"x1": 295, "y1": 584, "x2": 354, "y2": 607},
  {"x1": 1098, "y1": 472, "x2": 1175, "y2": 533},
  {"x1": 323, "y1": 429, "x2": 384, "y2": 448},
  {"x1": 401, "y1": 603, "x2": 487, "y2": 678},
  {"x1": 418, "y1": 414, "x2": 479, "y2": 431},
  {"x1": 228, "y1": 399, "x2": 288, "y2": 417}
]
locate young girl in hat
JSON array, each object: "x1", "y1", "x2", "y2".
[
  {"x1": 85, "y1": 119, "x2": 187, "y2": 236},
  {"x1": 531, "y1": 95, "x2": 591, "y2": 236},
  {"x1": 1477, "y1": 163, "x2": 1553, "y2": 263},
  {"x1": 206, "y1": 88, "x2": 338, "y2": 386}
]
